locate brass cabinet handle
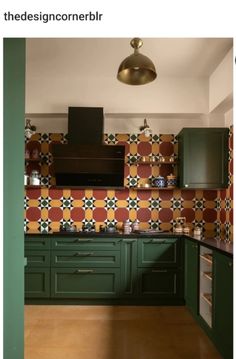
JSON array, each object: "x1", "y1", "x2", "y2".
[
  {"x1": 74, "y1": 269, "x2": 94, "y2": 274},
  {"x1": 229, "y1": 262, "x2": 233, "y2": 267},
  {"x1": 74, "y1": 252, "x2": 94, "y2": 256},
  {"x1": 151, "y1": 239, "x2": 166, "y2": 244},
  {"x1": 151, "y1": 269, "x2": 168, "y2": 273},
  {"x1": 75, "y1": 238, "x2": 93, "y2": 243}
]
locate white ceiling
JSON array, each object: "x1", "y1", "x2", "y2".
[{"x1": 26, "y1": 37, "x2": 233, "y2": 78}]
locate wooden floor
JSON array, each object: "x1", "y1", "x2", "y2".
[{"x1": 25, "y1": 305, "x2": 222, "y2": 359}]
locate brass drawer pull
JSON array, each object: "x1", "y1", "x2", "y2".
[
  {"x1": 228, "y1": 262, "x2": 233, "y2": 267},
  {"x1": 74, "y1": 269, "x2": 94, "y2": 274},
  {"x1": 74, "y1": 252, "x2": 94, "y2": 256},
  {"x1": 151, "y1": 239, "x2": 166, "y2": 243},
  {"x1": 75, "y1": 238, "x2": 93, "y2": 243},
  {"x1": 151, "y1": 269, "x2": 168, "y2": 273}
]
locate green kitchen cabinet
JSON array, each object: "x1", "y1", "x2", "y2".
[
  {"x1": 51, "y1": 250, "x2": 120, "y2": 268},
  {"x1": 137, "y1": 268, "x2": 182, "y2": 298},
  {"x1": 50, "y1": 236, "x2": 121, "y2": 299},
  {"x1": 213, "y1": 251, "x2": 233, "y2": 359},
  {"x1": 178, "y1": 128, "x2": 229, "y2": 189},
  {"x1": 51, "y1": 236, "x2": 121, "y2": 251},
  {"x1": 185, "y1": 239, "x2": 199, "y2": 317},
  {"x1": 25, "y1": 236, "x2": 50, "y2": 250},
  {"x1": 25, "y1": 268, "x2": 50, "y2": 298},
  {"x1": 51, "y1": 268, "x2": 120, "y2": 298},
  {"x1": 120, "y1": 238, "x2": 138, "y2": 296},
  {"x1": 137, "y1": 237, "x2": 184, "y2": 300},
  {"x1": 24, "y1": 237, "x2": 51, "y2": 298},
  {"x1": 137, "y1": 238, "x2": 181, "y2": 267}
]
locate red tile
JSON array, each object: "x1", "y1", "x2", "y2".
[
  {"x1": 203, "y1": 208, "x2": 217, "y2": 222},
  {"x1": 70, "y1": 190, "x2": 85, "y2": 199},
  {"x1": 70, "y1": 208, "x2": 85, "y2": 221},
  {"x1": 181, "y1": 190, "x2": 195, "y2": 200},
  {"x1": 159, "y1": 190, "x2": 173, "y2": 200},
  {"x1": 93, "y1": 208, "x2": 107, "y2": 221},
  {"x1": 49, "y1": 189, "x2": 63, "y2": 199},
  {"x1": 159, "y1": 142, "x2": 174, "y2": 156},
  {"x1": 115, "y1": 189, "x2": 129, "y2": 200},
  {"x1": 159, "y1": 208, "x2": 173, "y2": 222},
  {"x1": 26, "y1": 188, "x2": 41, "y2": 199},
  {"x1": 137, "y1": 142, "x2": 152, "y2": 156},
  {"x1": 137, "y1": 165, "x2": 152, "y2": 178},
  {"x1": 219, "y1": 189, "x2": 226, "y2": 200},
  {"x1": 48, "y1": 207, "x2": 63, "y2": 221},
  {"x1": 137, "y1": 208, "x2": 151, "y2": 221},
  {"x1": 203, "y1": 190, "x2": 217, "y2": 200},
  {"x1": 114, "y1": 208, "x2": 129, "y2": 221},
  {"x1": 220, "y1": 209, "x2": 226, "y2": 223},
  {"x1": 229, "y1": 209, "x2": 233, "y2": 224},
  {"x1": 181, "y1": 208, "x2": 195, "y2": 222},
  {"x1": 93, "y1": 190, "x2": 107, "y2": 200},
  {"x1": 26, "y1": 207, "x2": 41, "y2": 221},
  {"x1": 137, "y1": 191, "x2": 151, "y2": 200}
]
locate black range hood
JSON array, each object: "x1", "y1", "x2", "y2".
[{"x1": 52, "y1": 107, "x2": 125, "y2": 188}]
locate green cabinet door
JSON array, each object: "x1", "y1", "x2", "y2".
[
  {"x1": 25, "y1": 236, "x2": 50, "y2": 250},
  {"x1": 213, "y1": 252, "x2": 233, "y2": 359},
  {"x1": 185, "y1": 239, "x2": 199, "y2": 317},
  {"x1": 120, "y1": 238, "x2": 138, "y2": 296},
  {"x1": 178, "y1": 128, "x2": 229, "y2": 189},
  {"x1": 25, "y1": 268, "x2": 50, "y2": 298},
  {"x1": 138, "y1": 238, "x2": 181, "y2": 267},
  {"x1": 51, "y1": 268, "x2": 120, "y2": 298},
  {"x1": 137, "y1": 268, "x2": 182, "y2": 298}
]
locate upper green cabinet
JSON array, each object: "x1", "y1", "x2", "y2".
[{"x1": 178, "y1": 128, "x2": 229, "y2": 189}]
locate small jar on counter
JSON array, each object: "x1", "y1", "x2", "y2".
[
  {"x1": 132, "y1": 220, "x2": 139, "y2": 232},
  {"x1": 30, "y1": 170, "x2": 40, "y2": 186}
]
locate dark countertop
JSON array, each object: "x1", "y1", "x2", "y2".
[{"x1": 25, "y1": 230, "x2": 233, "y2": 256}]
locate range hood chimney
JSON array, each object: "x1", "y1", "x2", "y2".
[
  {"x1": 52, "y1": 106, "x2": 125, "y2": 188},
  {"x1": 68, "y1": 106, "x2": 104, "y2": 144}
]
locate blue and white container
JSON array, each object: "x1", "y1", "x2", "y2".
[{"x1": 153, "y1": 176, "x2": 166, "y2": 188}]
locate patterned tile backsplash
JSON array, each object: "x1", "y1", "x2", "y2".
[{"x1": 24, "y1": 129, "x2": 233, "y2": 238}]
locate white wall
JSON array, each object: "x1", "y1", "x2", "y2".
[
  {"x1": 224, "y1": 108, "x2": 233, "y2": 127},
  {"x1": 27, "y1": 113, "x2": 225, "y2": 135},
  {"x1": 209, "y1": 48, "x2": 233, "y2": 112}
]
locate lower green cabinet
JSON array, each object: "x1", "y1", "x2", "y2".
[
  {"x1": 120, "y1": 238, "x2": 138, "y2": 296},
  {"x1": 138, "y1": 268, "x2": 182, "y2": 298},
  {"x1": 213, "y1": 252, "x2": 233, "y2": 359},
  {"x1": 25, "y1": 268, "x2": 50, "y2": 298},
  {"x1": 51, "y1": 268, "x2": 120, "y2": 298},
  {"x1": 185, "y1": 239, "x2": 198, "y2": 316}
]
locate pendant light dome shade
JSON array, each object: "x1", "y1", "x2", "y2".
[{"x1": 117, "y1": 38, "x2": 157, "y2": 85}]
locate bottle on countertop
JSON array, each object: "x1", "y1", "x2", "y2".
[
  {"x1": 132, "y1": 220, "x2": 139, "y2": 232},
  {"x1": 123, "y1": 220, "x2": 132, "y2": 235}
]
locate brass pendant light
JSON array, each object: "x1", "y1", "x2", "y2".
[{"x1": 117, "y1": 38, "x2": 157, "y2": 85}]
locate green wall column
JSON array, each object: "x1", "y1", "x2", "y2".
[{"x1": 4, "y1": 38, "x2": 25, "y2": 359}]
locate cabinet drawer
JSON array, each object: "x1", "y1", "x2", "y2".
[
  {"x1": 25, "y1": 250, "x2": 50, "y2": 267},
  {"x1": 51, "y1": 268, "x2": 120, "y2": 298},
  {"x1": 25, "y1": 236, "x2": 50, "y2": 250},
  {"x1": 25, "y1": 268, "x2": 50, "y2": 298},
  {"x1": 138, "y1": 238, "x2": 181, "y2": 267},
  {"x1": 51, "y1": 250, "x2": 120, "y2": 268},
  {"x1": 137, "y1": 268, "x2": 182, "y2": 298},
  {"x1": 51, "y1": 237, "x2": 121, "y2": 251}
]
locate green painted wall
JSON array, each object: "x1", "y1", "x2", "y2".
[{"x1": 4, "y1": 38, "x2": 25, "y2": 359}]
